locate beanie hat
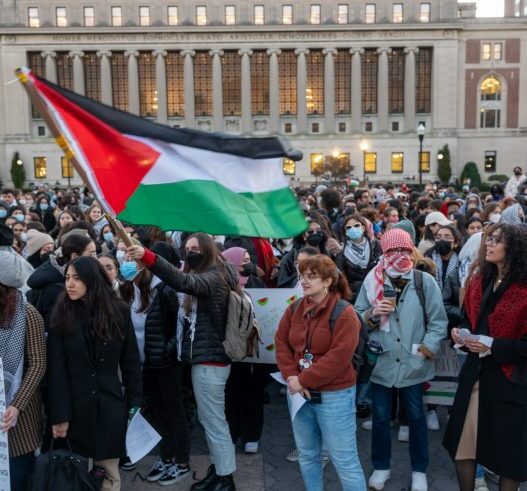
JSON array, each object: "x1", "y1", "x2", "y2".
[
  {"x1": 380, "y1": 228, "x2": 414, "y2": 255},
  {"x1": 391, "y1": 219, "x2": 416, "y2": 243},
  {"x1": 27, "y1": 229, "x2": 54, "y2": 257},
  {"x1": 60, "y1": 228, "x2": 90, "y2": 245},
  {"x1": 0, "y1": 224, "x2": 14, "y2": 246},
  {"x1": 0, "y1": 250, "x2": 34, "y2": 288}
]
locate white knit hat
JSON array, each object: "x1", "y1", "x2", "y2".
[
  {"x1": 0, "y1": 250, "x2": 34, "y2": 288},
  {"x1": 26, "y1": 229, "x2": 54, "y2": 257}
]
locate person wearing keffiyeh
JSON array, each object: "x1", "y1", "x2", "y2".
[{"x1": 425, "y1": 225, "x2": 463, "y2": 290}]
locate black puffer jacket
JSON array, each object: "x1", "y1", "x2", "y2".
[
  {"x1": 143, "y1": 283, "x2": 179, "y2": 369},
  {"x1": 442, "y1": 266, "x2": 463, "y2": 333},
  {"x1": 149, "y1": 256, "x2": 238, "y2": 364}
]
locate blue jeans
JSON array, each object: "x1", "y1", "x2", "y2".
[
  {"x1": 292, "y1": 386, "x2": 366, "y2": 491},
  {"x1": 192, "y1": 364, "x2": 236, "y2": 476},
  {"x1": 371, "y1": 382, "x2": 428, "y2": 473},
  {"x1": 10, "y1": 452, "x2": 35, "y2": 491}
]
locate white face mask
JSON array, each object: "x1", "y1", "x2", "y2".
[
  {"x1": 116, "y1": 250, "x2": 126, "y2": 263},
  {"x1": 489, "y1": 213, "x2": 501, "y2": 224}
]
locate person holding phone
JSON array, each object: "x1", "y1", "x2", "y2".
[{"x1": 275, "y1": 254, "x2": 366, "y2": 491}]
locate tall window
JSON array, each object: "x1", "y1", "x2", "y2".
[
  {"x1": 282, "y1": 5, "x2": 293, "y2": 24},
  {"x1": 480, "y1": 76, "x2": 502, "y2": 128},
  {"x1": 388, "y1": 49, "x2": 405, "y2": 113},
  {"x1": 61, "y1": 157, "x2": 74, "y2": 179},
  {"x1": 392, "y1": 3, "x2": 403, "y2": 23},
  {"x1": 364, "y1": 152, "x2": 377, "y2": 173},
  {"x1": 310, "y1": 153, "x2": 324, "y2": 175},
  {"x1": 283, "y1": 158, "x2": 296, "y2": 175},
  {"x1": 310, "y1": 5, "x2": 321, "y2": 24},
  {"x1": 28, "y1": 7, "x2": 39, "y2": 27},
  {"x1": 365, "y1": 4, "x2": 376, "y2": 23},
  {"x1": 84, "y1": 52, "x2": 101, "y2": 102},
  {"x1": 139, "y1": 6, "x2": 150, "y2": 26},
  {"x1": 362, "y1": 49, "x2": 378, "y2": 114},
  {"x1": 83, "y1": 7, "x2": 95, "y2": 26},
  {"x1": 337, "y1": 4, "x2": 348, "y2": 24},
  {"x1": 251, "y1": 51, "x2": 269, "y2": 115},
  {"x1": 335, "y1": 50, "x2": 351, "y2": 114},
  {"x1": 279, "y1": 51, "x2": 297, "y2": 115},
  {"x1": 168, "y1": 6, "x2": 178, "y2": 25},
  {"x1": 166, "y1": 52, "x2": 185, "y2": 117},
  {"x1": 196, "y1": 6, "x2": 207, "y2": 25},
  {"x1": 416, "y1": 48, "x2": 432, "y2": 113},
  {"x1": 420, "y1": 151, "x2": 430, "y2": 172},
  {"x1": 391, "y1": 152, "x2": 404, "y2": 173},
  {"x1": 482, "y1": 43, "x2": 491, "y2": 61},
  {"x1": 254, "y1": 5, "x2": 264, "y2": 25},
  {"x1": 111, "y1": 6, "x2": 122, "y2": 26},
  {"x1": 484, "y1": 151, "x2": 497, "y2": 172},
  {"x1": 28, "y1": 52, "x2": 45, "y2": 117},
  {"x1": 194, "y1": 52, "x2": 212, "y2": 116},
  {"x1": 138, "y1": 52, "x2": 157, "y2": 117},
  {"x1": 56, "y1": 7, "x2": 67, "y2": 26},
  {"x1": 34, "y1": 157, "x2": 47, "y2": 178},
  {"x1": 222, "y1": 52, "x2": 241, "y2": 116},
  {"x1": 420, "y1": 3, "x2": 431, "y2": 23},
  {"x1": 111, "y1": 52, "x2": 128, "y2": 111},
  {"x1": 493, "y1": 43, "x2": 502, "y2": 61},
  {"x1": 307, "y1": 51, "x2": 324, "y2": 115},
  {"x1": 56, "y1": 52, "x2": 74, "y2": 91},
  {"x1": 225, "y1": 5, "x2": 236, "y2": 25}
]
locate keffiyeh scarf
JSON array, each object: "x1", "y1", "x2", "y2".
[
  {"x1": 344, "y1": 238, "x2": 371, "y2": 270},
  {"x1": 431, "y1": 251, "x2": 458, "y2": 289}
]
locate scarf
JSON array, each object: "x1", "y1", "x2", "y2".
[
  {"x1": 0, "y1": 291, "x2": 26, "y2": 405},
  {"x1": 176, "y1": 292, "x2": 197, "y2": 361},
  {"x1": 431, "y1": 251, "x2": 458, "y2": 289},
  {"x1": 344, "y1": 238, "x2": 370, "y2": 270},
  {"x1": 49, "y1": 253, "x2": 66, "y2": 276}
]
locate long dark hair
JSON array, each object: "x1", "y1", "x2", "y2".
[
  {"x1": 0, "y1": 284, "x2": 17, "y2": 326},
  {"x1": 51, "y1": 256, "x2": 126, "y2": 340},
  {"x1": 183, "y1": 233, "x2": 221, "y2": 273},
  {"x1": 119, "y1": 268, "x2": 154, "y2": 313},
  {"x1": 59, "y1": 234, "x2": 94, "y2": 265}
]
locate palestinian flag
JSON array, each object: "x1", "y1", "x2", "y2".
[{"x1": 16, "y1": 67, "x2": 307, "y2": 238}]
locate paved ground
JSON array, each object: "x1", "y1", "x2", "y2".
[{"x1": 122, "y1": 382, "x2": 525, "y2": 490}]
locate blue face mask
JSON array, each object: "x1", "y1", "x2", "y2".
[
  {"x1": 346, "y1": 227, "x2": 364, "y2": 241},
  {"x1": 14, "y1": 214, "x2": 25, "y2": 222},
  {"x1": 0, "y1": 210, "x2": 7, "y2": 218},
  {"x1": 40, "y1": 203, "x2": 49, "y2": 211},
  {"x1": 120, "y1": 261, "x2": 141, "y2": 281},
  {"x1": 103, "y1": 232, "x2": 114, "y2": 242},
  {"x1": 373, "y1": 222, "x2": 381, "y2": 235}
]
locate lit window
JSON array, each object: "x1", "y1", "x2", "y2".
[
  {"x1": 84, "y1": 7, "x2": 95, "y2": 27},
  {"x1": 337, "y1": 4, "x2": 348, "y2": 24},
  {"x1": 111, "y1": 6, "x2": 122, "y2": 26},
  {"x1": 139, "y1": 6, "x2": 150, "y2": 26},
  {"x1": 420, "y1": 3, "x2": 430, "y2": 23},
  {"x1": 482, "y1": 43, "x2": 491, "y2": 61},
  {"x1": 61, "y1": 157, "x2": 74, "y2": 178},
  {"x1": 56, "y1": 7, "x2": 67, "y2": 27},
  {"x1": 420, "y1": 152, "x2": 430, "y2": 172},
  {"x1": 391, "y1": 152, "x2": 404, "y2": 173},
  {"x1": 34, "y1": 157, "x2": 47, "y2": 178},
  {"x1": 196, "y1": 6, "x2": 207, "y2": 25},
  {"x1": 168, "y1": 6, "x2": 179, "y2": 25},
  {"x1": 225, "y1": 5, "x2": 236, "y2": 25},
  {"x1": 484, "y1": 151, "x2": 497, "y2": 172},
  {"x1": 480, "y1": 76, "x2": 501, "y2": 101},
  {"x1": 365, "y1": 4, "x2": 376, "y2": 23},
  {"x1": 283, "y1": 158, "x2": 296, "y2": 175},
  {"x1": 493, "y1": 43, "x2": 502, "y2": 61},
  {"x1": 310, "y1": 153, "x2": 324, "y2": 175},
  {"x1": 282, "y1": 5, "x2": 293, "y2": 24},
  {"x1": 310, "y1": 5, "x2": 321, "y2": 24},
  {"x1": 254, "y1": 5, "x2": 264, "y2": 25},
  {"x1": 364, "y1": 152, "x2": 377, "y2": 173},
  {"x1": 392, "y1": 3, "x2": 403, "y2": 23},
  {"x1": 28, "y1": 7, "x2": 39, "y2": 27}
]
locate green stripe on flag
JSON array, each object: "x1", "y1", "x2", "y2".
[{"x1": 117, "y1": 180, "x2": 307, "y2": 237}]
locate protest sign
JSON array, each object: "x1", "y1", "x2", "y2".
[
  {"x1": 423, "y1": 340, "x2": 461, "y2": 406},
  {"x1": 0, "y1": 358, "x2": 11, "y2": 491}
]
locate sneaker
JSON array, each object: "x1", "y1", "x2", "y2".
[
  {"x1": 362, "y1": 419, "x2": 373, "y2": 431},
  {"x1": 411, "y1": 472, "x2": 428, "y2": 491},
  {"x1": 321, "y1": 454, "x2": 330, "y2": 468},
  {"x1": 286, "y1": 448, "x2": 299, "y2": 462},
  {"x1": 426, "y1": 410, "x2": 440, "y2": 431},
  {"x1": 146, "y1": 459, "x2": 171, "y2": 482},
  {"x1": 474, "y1": 477, "x2": 489, "y2": 491},
  {"x1": 398, "y1": 425, "x2": 409, "y2": 442},
  {"x1": 158, "y1": 464, "x2": 190, "y2": 486},
  {"x1": 368, "y1": 470, "x2": 391, "y2": 490},
  {"x1": 244, "y1": 442, "x2": 258, "y2": 454},
  {"x1": 119, "y1": 457, "x2": 136, "y2": 471}
]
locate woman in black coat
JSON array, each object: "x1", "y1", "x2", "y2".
[
  {"x1": 32, "y1": 195, "x2": 57, "y2": 232},
  {"x1": 48, "y1": 256, "x2": 142, "y2": 491}
]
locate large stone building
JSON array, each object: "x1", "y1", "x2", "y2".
[{"x1": 0, "y1": 0, "x2": 526, "y2": 186}]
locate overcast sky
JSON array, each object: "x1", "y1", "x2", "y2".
[{"x1": 465, "y1": 0, "x2": 505, "y2": 17}]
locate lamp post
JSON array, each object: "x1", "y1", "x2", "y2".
[
  {"x1": 417, "y1": 123, "x2": 425, "y2": 188},
  {"x1": 360, "y1": 141, "x2": 369, "y2": 184}
]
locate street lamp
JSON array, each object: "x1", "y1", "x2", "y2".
[
  {"x1": 417, "y1": 123, "x2": 426, "y2": 188},
  {"x1": 360, "y1": 141, "x2": 369, "y2": 183}
]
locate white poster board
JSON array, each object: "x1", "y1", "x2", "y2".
[
  {"x1": 244, "y1": 288, "x2": 302, "y2": 364},
  {"x1": 423, "y1": 340, "x2": 461, "y2": 406},
  {"x1": 0, "y1": 358, "x2": 11, "y2": 491}
]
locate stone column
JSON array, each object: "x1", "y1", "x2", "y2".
[
  {"x1": 154, "y1": 50, "x2": 168, "y2": 124},
  {"x1": 209, "y1": 49, "x2": 224, "y2": 131},
  {"x1": 125, "y1": 50, "x2": 140, "y2": 115},
  {"x1": 41, "y1": 51, "x2": 57, "y2": 83},
  {"x1": 377, "y1": 47, "x2": 391, "y2": 132},
  {"x1": 96, "y1": 51, "x2": 113, "y2": 106},
  {"x1": 266, "y1": 48, "x2": 281, "y2": 133},
  {"x1": 238, "y1": 49, "x2": 253, "y2": 134},
  {"x1": 404, "y1": 47, "x2": 419, "y2": 132},
  {"x1": 69, "y1": 51, "x2": 85, "y2": 95},
  {"x1": 323, "y1": 48, "x2": 337, "y2": 134},
  {"x1": 295, "y1": 48, "x2": 309, "y2": 134},
  {"x1": 181, "y1": 49, "x2": 195, "y2": 127},
  {"x1": 350, "y1": 48, "x2": 364, "y2": 132}
]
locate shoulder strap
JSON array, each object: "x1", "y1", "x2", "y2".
[
  {"x1": 329, "y1": 299, "x2": 351, "y2": 333},
  {"x1": 291, "y1": 298, "x2": 302, "y2": 315},
  {"x1": 413, "y1": 269, "x2": 428, "y2": 328}
]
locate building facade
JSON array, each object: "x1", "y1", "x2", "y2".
[{"x1": 0, "y1": 0, "x2": 526, "y2": 186}]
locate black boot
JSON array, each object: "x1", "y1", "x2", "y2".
[
  {"x1": 207, "y1": 474, "x2": 236, "y2": 491},
  {"x1": 190, "y1": 464, "x2": 217, "y2": 491}
]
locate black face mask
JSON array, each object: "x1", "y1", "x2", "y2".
[
  {"x1": 240, "y1": 263, "x2": 255, "y2": 277},
  {"x1": 515, "y1": 170, "x2": 522, "y2": 176},
  {"x1": 306, "y1": 231, "x2": 325, "y2": 247},
  {"x1": 185, "y1": 250, "x2": 203, "y2": 270},
  {"x1": 436, "y1": 240, "x2": 452, "y2": 256}
]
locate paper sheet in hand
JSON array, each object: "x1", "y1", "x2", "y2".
[
  {"x1": 126, "y1": 412, "x2": 161, "y2": 464},
  {"x1": 270, "y1": 372, "x2": 306, "y2": 422}
]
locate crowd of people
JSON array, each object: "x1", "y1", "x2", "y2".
[{"x1": 1, "y1": 166, "x2": 527, "y2": 491}]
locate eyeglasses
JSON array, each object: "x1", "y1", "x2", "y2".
[
  {"x1": 345, "y1": 223, "x2": 362, "y2": 230},
  {"x1": 306, "y1": 229, "x2": 321, "y2": 235},
  {"x1": 485, "y1": 235, "x2": 502, "y2": 247},
  {"x1": 299, "y1": 273, "x2": 321, "y2": 281},
  {"x1": 386, "y1": 247, "x2": 411, "y2": 255}
]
